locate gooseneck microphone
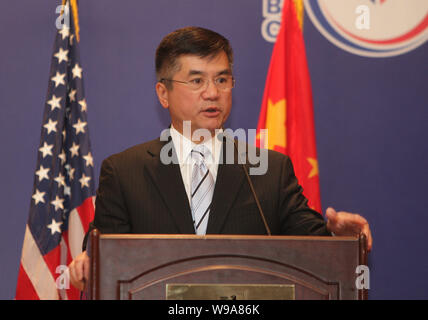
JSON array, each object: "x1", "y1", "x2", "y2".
[{"x1": 220, "y1": 131, "x2": 272, "y2": 236}]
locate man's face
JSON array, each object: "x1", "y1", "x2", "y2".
[{"x1": 156, "y1": 52, "x2": 233, "y2": 139}]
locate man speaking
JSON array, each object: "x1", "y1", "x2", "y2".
[{"x1": 69, "y1": 27, "x2": 372, "y2": 291}]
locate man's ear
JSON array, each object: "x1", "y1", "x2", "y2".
[{"x1": 155, "y1": 82, "x2": 169, "y2": 109}]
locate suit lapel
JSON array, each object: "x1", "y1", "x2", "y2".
[
  {"x1": 206, "y1": 138, "x2": 246, "y2": 234},
  {"x1": 145, "y1": 135, "x2": 195, "y2": 234}
]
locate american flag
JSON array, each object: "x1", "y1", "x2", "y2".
[{"x1": 15, "y1": 1, "x2": 95, "y2": 300}]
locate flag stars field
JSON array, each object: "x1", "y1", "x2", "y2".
[
  {"x1": 64, "y1": 185, "x2": 71, "y2": 197},
  {"x1": 35, "y1": 165, "x2": 50, "y2": 182},
  {"x1": 32, "y1": 189, "x2": 46, "y2": 205},
  {"x1": 65, "y1": 164, "x2": 75, "y2": 180},
  {"x1": 83, "y1": 152, "x2": 93, "y2": 167},
  {"x1": 54, "y1": 47, "x2": 68, "y2": 64},
  {"x1": 69, "y1": 142, "x2": 80, "y2": 157},
  {"x1": 47, "y1": 219, "x2": 63, "y2": 235},
  {"x1": 73, "y1": 118, "x2": 87, "y2": 134},
  {"x1": 79, "y1": 174, "x2": 91, "y2": 188},
  {"x1": 58, "y1": 26, "x2": 69, "y2": 40},
  {"x1": 58, "y1": 150, "x2": 66, "y2": 165},
  {"x1": 68, "y1": 89, "x2": 77, "y2": 102},
  {"x1": 39, "y1": 142, "x2": 53, "y2": 158},
  {"x1": 54, "y1": 173, "x2": 66, "y2": 188},
  {"x1": 43, "y1": 119, "x2": 58, "y2": 134},
  {"x1": 50, "y1": 196, "x2": 65, "y2": 211},
  {"x1": 78, "y1": 98, "x2": 87, "y2": 112},
  {"x1": 47, "y1": 95, "x2": 62, "y2": 111},
  {"x1": 72, "y1": 63, "x2": 82, "y2": 79},
  {"x1": 51, "y1": 71, "x2": 66, "y2": 88}
]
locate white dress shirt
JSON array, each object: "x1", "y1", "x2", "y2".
[{"x1": 170, "y1": 125, "x2": 223, "y2": 205}]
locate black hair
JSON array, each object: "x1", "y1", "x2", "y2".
[{"x1": 155, "y1": 26, "x2": 233, "y2": 83}]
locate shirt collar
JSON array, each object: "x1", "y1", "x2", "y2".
[{"x1": 170, "y1": 124, "x2": 223, "y2": 165}]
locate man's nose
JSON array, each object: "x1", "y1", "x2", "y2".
[{"x1": 201, "y1": 79, "x2": 220, "y2": 100}]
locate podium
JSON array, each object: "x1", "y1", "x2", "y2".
[{"x1": 87, "y1": 230, "x2": 368, "y2": 300}]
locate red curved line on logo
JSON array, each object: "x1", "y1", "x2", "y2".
[{"x1": 324, "y1": 6, "x2": 428, "y2": 45}]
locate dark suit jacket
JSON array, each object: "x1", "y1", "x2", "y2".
[{"x1": 87, "y1": 134, "x2": 330, "y2": 243}]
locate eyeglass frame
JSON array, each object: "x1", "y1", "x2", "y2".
[{"x1": 159, "y1": 75, "x2": 235, "y2": 91}]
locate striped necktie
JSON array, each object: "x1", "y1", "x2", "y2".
[{"x1": 191, "y1": 145, "x2": 214, "y2": 235}]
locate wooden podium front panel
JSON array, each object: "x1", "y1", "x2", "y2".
[{"x1": 89, "y1": 234, "x2": 364, "y2": 300}]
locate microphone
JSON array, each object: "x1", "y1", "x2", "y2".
[{"x1": 220, "y1": 131, "x2": 272, "y2": 236}]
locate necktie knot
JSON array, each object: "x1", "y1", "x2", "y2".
[{"x1": 191, "y1": 145, "x2": 208, "y2": 166}]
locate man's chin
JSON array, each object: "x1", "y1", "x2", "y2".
[
  {"x1": 198, "y1": 118, "x2": 223, "y2": 130},
  {"x1": 191, "y1": 122, "x2": 223, "y2": 138}
]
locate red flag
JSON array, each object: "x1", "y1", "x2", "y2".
[{"x1": 256, "y1": 0, "x2": 321, "y2": 213}]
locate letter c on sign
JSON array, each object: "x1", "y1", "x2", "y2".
[{"x1": 261, "y1": 18, "x2": 281, "y2": 43}]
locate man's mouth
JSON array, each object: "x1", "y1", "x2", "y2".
[{"x1": 201, "y1": 107, "x2": 221, "y2": 116}]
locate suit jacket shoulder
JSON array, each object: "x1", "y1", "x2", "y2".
[
  {"x1": 93, "y1": 136, "x2": 195, "y2": 238},
  {"x1": 103, "y1": 138, "x2": 161, "y2": 170}
]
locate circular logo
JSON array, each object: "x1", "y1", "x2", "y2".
[{"x1": 304, "y1": 0, "x2": 428, "y2": 57}]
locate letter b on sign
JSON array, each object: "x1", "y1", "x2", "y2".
[{"x1": 263, "y1": 0, "x2": 284, "y2": 16}]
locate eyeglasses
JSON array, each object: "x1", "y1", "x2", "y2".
[{"x1": 160, "y1": 75, "x2": 235, "y2": 91}]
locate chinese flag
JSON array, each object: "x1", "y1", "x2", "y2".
[{"x1": 256, "y1": 0, "x2": 321, "y2": 213}]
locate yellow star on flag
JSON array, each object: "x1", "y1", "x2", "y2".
[
  {"x1": 307, "y1": 157, "x2": 319, "y2": 179},
  {"x1": 264, "y1": 98, "x2": 287, "y2": 150}
]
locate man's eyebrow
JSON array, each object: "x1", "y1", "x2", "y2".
[
  {"x1": 188, "y1": 70, "x2": 204, "y2": 76},
  {"x1": 187, "y1": 69, "x2": 232, "y2": 76},
  {"x1": 216, "y1": 69, "x2": 232, "y2": 76}
]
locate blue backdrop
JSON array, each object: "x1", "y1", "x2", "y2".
[{"x1": 1, "y1": 0, "x2": 427, "y2": 299}]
